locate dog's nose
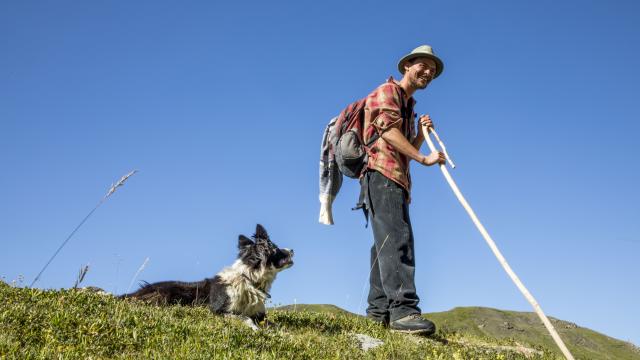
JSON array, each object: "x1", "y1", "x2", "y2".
[{"x1": 285, "y1": 248, "x2": 294, "y2": 256}]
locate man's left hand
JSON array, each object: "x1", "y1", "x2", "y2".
[
  {"x1": 418, "y1": 115, "x2": 435, "y2": 130},
  {"x1": 415, "y1": 114, "x2": 434, "y2": 140}
]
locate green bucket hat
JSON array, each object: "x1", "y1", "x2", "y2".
[{"x1": 397, "y1": 45, "x2": 444, "y2": 78}]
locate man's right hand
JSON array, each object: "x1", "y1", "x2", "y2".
[{"x1": 421, "y1": 151, "x2": 446, "y2": 166}]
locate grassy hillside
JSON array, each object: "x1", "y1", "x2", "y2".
[
  {"x1": 276, "y1": 304, "x2": 355, "y2": 315},
  {"x1": 0, "y1": 282, "x2": 637, "y2": 359},
  {"x1": 280, "y1": 305, "x2": 639, "y2": 360},
  {"x1": 425, "y1": 307, "x2": 639, "y2": 360}
]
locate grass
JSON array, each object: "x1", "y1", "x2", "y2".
[
  {"x1": 1, "y1": 282, "x2": 636, "y2": 359},
  {"x1": 425, "y1": 307, "x2": 640, "y2": 360}
]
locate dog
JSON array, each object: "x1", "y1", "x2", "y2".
[{"x1": 120, "y1": 224, "x2": 294, "y2": 329}]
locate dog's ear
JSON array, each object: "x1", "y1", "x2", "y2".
[
  {"x1": 254, "y1": 224, "x2": 269, "y2": 240},
  {"x1": 238, "y1": 235, "x2": 254, "y2": 249}
]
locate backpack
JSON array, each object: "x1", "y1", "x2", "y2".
[
  {"x1": 332, "y1": 82, "x2": 408, "y2": 179},
  {"x1": 332, "y1": 98, "x2": 379, "y2": 179},
  {"x1": 318, "y1": 82, "x2": 408, "y2": 225}
]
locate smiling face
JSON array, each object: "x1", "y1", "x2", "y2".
[
  {"x1": 238, "y1": 224, "x2": 294, "y2": 271},
  {"x1": 403, "y1": 57, "x2": 437, "y2": 90}
]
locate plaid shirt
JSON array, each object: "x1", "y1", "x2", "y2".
[{"x1": 363, "y1": 77, "x2": 416, "y2": 193}]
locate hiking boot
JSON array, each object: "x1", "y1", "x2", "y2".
[{"x1": 389, "y1": 314, "x2": 436, "y2": 335}]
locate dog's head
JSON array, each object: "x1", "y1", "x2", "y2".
[{"x1": 238, "y1": 224, "x2": 294, "y2": 271}]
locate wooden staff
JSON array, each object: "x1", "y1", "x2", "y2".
[
  {"x1": 422, "y1": 126, "x2": 575, "y2": 360},
  {"x1": 430, "y1": 128, "x2": 456, "y2": 169}
]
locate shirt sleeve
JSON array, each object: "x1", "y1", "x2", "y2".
[{"x1": 367, "y1": 84, "x2": 404, "y2": 134}]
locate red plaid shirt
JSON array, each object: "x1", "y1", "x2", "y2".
[{"x1": 363, "y1": 77, "x2": 416, "y2": 193}]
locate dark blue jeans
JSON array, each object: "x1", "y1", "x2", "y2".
[{"x1": 363, "y1": 170, "x2": 421, "y2": 323}]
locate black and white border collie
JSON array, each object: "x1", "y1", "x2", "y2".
[{"x1": 120, "y1": 224, "x2": 293, "y2": 329}]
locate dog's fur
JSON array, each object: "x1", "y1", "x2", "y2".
[{"x1": 120, "y1": 224, "x2": 293, "y2": 328}]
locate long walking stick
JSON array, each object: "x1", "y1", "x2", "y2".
[{"x1": 422, "y1": 126, "x2": 575, "y2": 360}]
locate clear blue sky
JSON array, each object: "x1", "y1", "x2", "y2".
[{"x1": 2, "y1": 0, "x2": 639, "y2": 346}]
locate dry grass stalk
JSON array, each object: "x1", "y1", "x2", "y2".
[
  {"x1": 30, "y1": 170, "x2": 138, "y2": 288},
  {"x1": 126, "y1": 257, "x2": 150, "y2": 293},
  {"x1": 73, "y1": 264, "x2": 90, "y2": 289},
  {"x1": 105, "y1": 170, "x2": 138, "y2": 199}
]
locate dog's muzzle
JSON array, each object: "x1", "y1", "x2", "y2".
[{"x1": 278, "y1": 248, "x2": 294, "y2": 268}]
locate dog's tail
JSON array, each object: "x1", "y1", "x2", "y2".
[{"x1": 119, "y1": 280, "x2": 210, "y2": 306}]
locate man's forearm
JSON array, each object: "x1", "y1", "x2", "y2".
[
  {"x1": 381, "y1": 128, "x2": 425, "y2": 163},
  {"x1": 411, "y1": 135, "x2": 425, "y2": 150}
]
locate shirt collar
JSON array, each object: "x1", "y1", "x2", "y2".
[{"x1": 386, "y1": 76, "x2": 416, "y2": 107}]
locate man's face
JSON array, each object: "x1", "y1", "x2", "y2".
[{"x1": 404, "y1": 58, "x2": 437, "y2": 90}]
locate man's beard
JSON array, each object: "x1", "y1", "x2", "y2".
[{"x1": 412, "y1": 74, "x2": 431, "y2": 90}]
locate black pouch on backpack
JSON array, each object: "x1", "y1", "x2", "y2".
[{"x1": 335, "y1": 129, "x2": 370, "y2": 179}]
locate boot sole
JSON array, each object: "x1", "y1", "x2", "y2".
[{"x1": 390, "y1": 328, "x2": 435, "y2": 335}]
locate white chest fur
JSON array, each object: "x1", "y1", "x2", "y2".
[{"x1": 217, "y1": 260, "x2": 278, "y2": 317}]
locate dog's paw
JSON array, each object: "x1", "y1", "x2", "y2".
[
  {"x1": 225, "y1": 314, "x2": 261, "y2": 331},
  {"x1": 245, "y1": 320, "x2": 260, "y2": 331},
  {"x1": 245, "y1": 318, "x2": 260, "y2": 331}
]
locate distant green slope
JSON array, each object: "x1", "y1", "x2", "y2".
[
  {"x1": 277, "y1": 304, "x2": 640, "y2": 360},
  {"x1": 1, "y1": 282, "x2": 637, "y2": 359},
  {"x1": 425, "y1": 307, "x2": 640, "y2": 360}
]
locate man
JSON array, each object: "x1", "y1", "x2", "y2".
[{"x1": 362, "y1": 45, "x2": 446, "y2": 334}]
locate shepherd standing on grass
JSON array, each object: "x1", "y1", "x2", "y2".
[
  {"x1": 319, "y1": 44, "x2": 446, "y2": 334},
  {"x1": 360, "y1": 45, "x2": 446, "y2": 334}
]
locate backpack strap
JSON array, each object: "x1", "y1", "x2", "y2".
[
  {"x1": 341, "y1": 99, "x2": 379, "y2": 148},
  {"x1": 392, "y1": 82, "x2": 410, "y2": 138},
  {"x1": 364, "y1": 103, "x2": 380, "y2": 147}
]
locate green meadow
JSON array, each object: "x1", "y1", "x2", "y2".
[{"x1": 1, "y1": 282, "x2": 637, "y2": 359}]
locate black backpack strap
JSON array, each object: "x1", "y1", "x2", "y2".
[
  {"x1": 394, "y1": 84, "x2": 410, "y2": 138},
  {"x1": 352, "y1": 172, "x2": 372, "y2": 228}
]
